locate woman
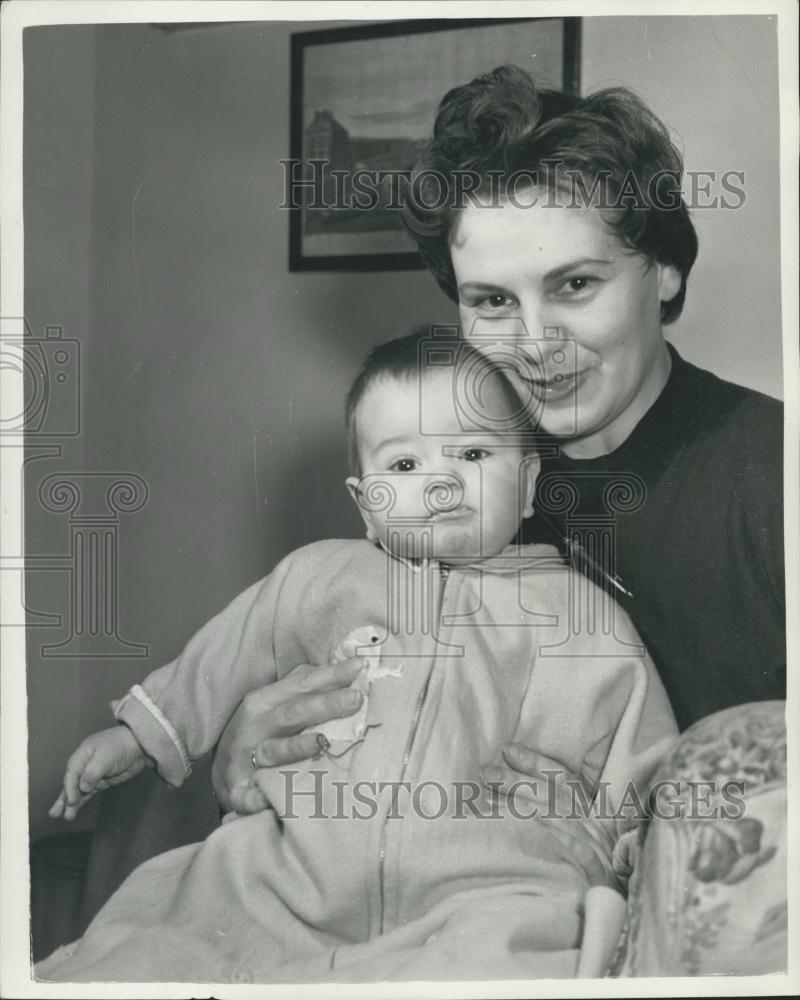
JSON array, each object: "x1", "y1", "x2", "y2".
[
  {"x1": 212, "y1": 67, "x2": 786, "y2": 974},
  {"x1": 403, "y1": 67, "x2": 785, "y2": 730}
]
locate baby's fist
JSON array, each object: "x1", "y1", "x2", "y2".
[{"x1": 49, "y1": 725, "x2": 150, "y2": 821}]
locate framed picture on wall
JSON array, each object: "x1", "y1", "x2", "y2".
[{"x1": 288, "y1": 17, "x2": 581, "y2": 272}]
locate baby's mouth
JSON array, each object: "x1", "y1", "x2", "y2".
[{"x1": 428, "y1": 507, "x2": 473, "y2": 523}]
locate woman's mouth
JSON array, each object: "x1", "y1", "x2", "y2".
[{"x1": 516, "y1": 368, "x2": 589, "y2": 402}]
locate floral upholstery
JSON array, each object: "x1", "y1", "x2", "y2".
[{"x1": 611, "y1": 700, "x2": 787, "y2": 976}]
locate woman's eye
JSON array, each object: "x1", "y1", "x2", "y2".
[
  {"x1": 559, "y1": 276, "x2": 597, "y2": 296},
  {"x1": 462, "y1": 448, "x2": 488, "y2": 462},
  {"x1": 471, "y1": 293, "x2": 514, "y2": 311},
  {"x1": 390, "y1": 458, "x2": 417, "y2": 472}
]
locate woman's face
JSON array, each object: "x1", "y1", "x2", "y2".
[{"x1": 450, "y1": 194, "x2": 681, "y2": 458}]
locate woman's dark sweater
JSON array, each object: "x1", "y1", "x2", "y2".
[{"x1": 521, "y1": 345, "x2": 785, "y2": 730}]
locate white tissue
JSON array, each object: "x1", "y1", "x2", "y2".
[{"x1": 312, "y1": 625, "x2": 402, "y2": 745}]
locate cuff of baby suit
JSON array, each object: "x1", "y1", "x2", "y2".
[{"x1": 113, "y1": 684, "x2": 191, "y2": 787}]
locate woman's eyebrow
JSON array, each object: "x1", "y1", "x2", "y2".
[
  {"x1": 457, "y1": 280, "x2": 512, "y2": 295},
  {"x1": 544, "y1": 257, "x2": 616, "y2": 281},
  {"x1": 458, "y1": 257, "x2": 616, "y2": 295}
]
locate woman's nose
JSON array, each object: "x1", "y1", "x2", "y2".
[
  {"x1": 466, "y1": 309, "x2": 562, "y2": 371},
  {"x1": 518, "y1": 331, "x2": 569, "y2": 378}
]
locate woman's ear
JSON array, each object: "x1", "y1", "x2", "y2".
[
  {"x1": 520, "y1": 454, "x2": 541, "y2": 519},
  {"x1": 345, "y1": 476, "x2": 379, "y2": 541},
  {"x1": 657, "y1": 263, "x2": 681, "y2": 305}
]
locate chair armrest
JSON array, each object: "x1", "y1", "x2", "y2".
[{"x1": 80, "y1": 752, "x2": 221, "y2": 926}]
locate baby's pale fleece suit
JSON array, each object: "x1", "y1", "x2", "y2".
[{"x1": 39, "y1": 538, "x2": 677, "y2": 983}]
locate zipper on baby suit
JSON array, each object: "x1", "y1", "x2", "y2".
[{"x1": 376, "y1": 563, "x2": 450, "y2": 935}]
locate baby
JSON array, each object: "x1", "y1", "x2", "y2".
[{"x1": 43, "y1": 329, "x2": 677, "y2": 983}]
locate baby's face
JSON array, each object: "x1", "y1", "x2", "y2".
[{"x1": 347, "y1": 369, "x2": 538, "y2": 564}]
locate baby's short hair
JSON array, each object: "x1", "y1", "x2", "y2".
[{"x1": 345, "y1": 326, "x2": 534, "y2": 477}]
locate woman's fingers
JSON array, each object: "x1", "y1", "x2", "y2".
[
  {"x1": 243, "y1": 658, "x2": 363, "y2": 716},
  {"x1": 480, "y1": 763, "x2": 552, "y2": 799},
  {"x1": 252, "y1": 732, "x2": 325, "y2": 769},
  {"x1": 268, "y1": 686, "x2": 362, "y2": 738},
  {"x1": 213, "y1": 659, "x2": 366, "y2": 810},
  {"x1": 502, "y1": 742, "x2": 578, "y2": 781},
  {"x1": 480, "y1": 743, "x2": 581, "y2": 815},
  {"x1": 287, "y1": 657, "x2": 364, "y2": 695},
  {"x1": 480, "y1": 762, "x2": 575, "y2": 815}
]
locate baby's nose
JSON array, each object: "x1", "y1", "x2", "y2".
[{"x1": 423, "y1": 473, "x2": 464, "y2": 515}]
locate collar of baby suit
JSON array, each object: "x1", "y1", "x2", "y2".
[{"x1": 374, "y1": 539, "x2": 564, "y2": 576}]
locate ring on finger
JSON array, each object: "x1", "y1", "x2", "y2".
[{"x1": 251, "y1": 746, "x2": 259, "y2": 770}]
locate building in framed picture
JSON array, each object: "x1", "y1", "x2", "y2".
[{"x1": 289, "y1": 17, "x2": 581, "y2": 271}]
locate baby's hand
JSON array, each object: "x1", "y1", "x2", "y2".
[
  {"x1": 228, "y1": 776, "x2": 271, "y2": 817},
  {"x1": 49, "y1": 725, "x2": 151, "y2": 821}
]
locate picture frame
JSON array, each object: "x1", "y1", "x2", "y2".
[{"x1": 288, "y1": 17, "x2": 581, "y2": 272}]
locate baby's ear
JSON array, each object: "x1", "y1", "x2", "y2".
[
  {"x1": 520, "y1": 453, "x2": 541, "y2": 519},
  {"x1": 346, "y1": 476, "x2": 378, "y2": 541},
  {"x1": 345, "y1": 476, "x2": 361, "y2": 505}
]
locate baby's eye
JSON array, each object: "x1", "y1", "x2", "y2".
[
  {"x1": 462, "y1": 448, "x2": 489, "y2": 462},
  {"x1": 390, "y1": 458, "x2": 417, "y2": 472}
]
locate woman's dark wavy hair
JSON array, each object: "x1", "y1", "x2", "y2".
[{"x1": 402, "y1": 66, "x2": 698, "y2": 324}]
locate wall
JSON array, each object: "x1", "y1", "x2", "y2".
[
  {"x1": 582, "y1": 15, "x2": 782, "y2": 396},
  {"x1": 24, "y1": 25, "x2": 97, "y2": 836},
  {"x1": 24, "y1": 20, "x2": 456, "y2": 840},
  {"x1": 25, "y1": 16, "x2": 782, "y2": 841}
]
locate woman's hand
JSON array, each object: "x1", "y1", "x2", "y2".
[
  {"x1": 480, "y1": 743, "x2": 588, "y2": 819},
  {"x1": 212, "y1": 659, "x2": 364, "y2": 814},
  {"x1": 480, "y1": 743, "x2": 623, "y2": 856}
]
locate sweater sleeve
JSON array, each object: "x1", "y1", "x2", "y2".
[
  {"x1": 112, "y1": 551, "x2": 299, "y2": 786},
  {"x1": 517, "y1": 579, "x2": 679, "y2": 880},
  {"x1": 736, "y1": 394, "x2": 785, "y2": 613},
  {"x1": 586, "y1": 645, "x2": 679, "y2": 820}
]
